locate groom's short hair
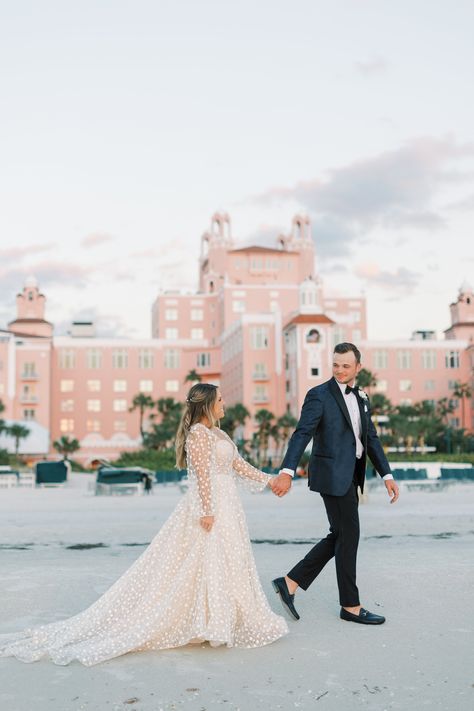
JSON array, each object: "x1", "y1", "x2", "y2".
[{"x1": 334, "y1": 342, "x2": 361, "y2": 364}]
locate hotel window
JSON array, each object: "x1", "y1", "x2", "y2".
[
  {"x1": 23, "y1": 409, "x2": 35, "y2": 420},
  {"x1": 113, "y1": 399, "x2": 127, "y2": 412},
  {"x1": 23, "y1": 361, "x2": 37, "y2": 376},
  {"x1": 350, "y1": 311, "x2": 361, "y2": 323},
  {"x1": 165, "y1": 328, "x2": 178, "y2": 339},
  {"x1": 113, "y1": 380, "x2": 127, "y2": 392},
  {"x1": 449, "y1": 417, "x2": 460, "y2": 428},
  {"x1": 333, "y1": 326, "x2": 345, "y2": 346},
  {"x1": 87, "y1": 399, "x2": 101, "y2": 412},
  {"x1": 61, "y1": 399, "x2": 74, "y2": 412},
  {"x1": 250, "y1": 326, "x2": 269, "y2": 350},
  {"x1": 87, "y1": 380, "x2": 101, "y2": 392},
  {"x1": 233, "y1": 300, "x2": 245, "y2": 313},
  {"x1": 191, "y1": 309, "x2": 204, "y2": 321},
  {"x1": 373, "y1": 350, "x2": 388, "y2": 369},
  {"x1": 352, "y1": 329, "x2": 362, "y2": 342},
  {"x1": 449, "y1": 398, "x2": 459, "y2": 410},
  {"x1": 60, "y1": 419, "x2": 74, "y2": 433},
  {"x1": 86, "y1": 419, "x2": 101, "y2": 433},
  {"x1": 197, "y1": 353, "x2": 211, "y2": 367},
  {"x1": 254, "y1": 362, "x2": 267, "y2": 377},
  {"x1": 191, "y1": 328, "x2": 204, "y2": 340},
  {"x1": 424, "y1": 380, "x2": 436, "y2": 391},
  {"x1": 114, "y1": 420, "x2": 127, "y2": 432},
  {"x1": 399, "y1": 380, "x2": 412, "y2": 392},
  {"x1": 139, "y1": 349, "x2": 154, "y2": 369},
  {"x1": 59, "y1": 349, "x2": 75, "y2": 369},
  {"x1": 165, "y1": 380, "x2": 179, "y2": 392},
  {"x1": 165, "y1": 309, "x2": 178, "y2": 321},
  {"x1": 164, "y1": 349, "x2": 180, "y2": 368},
  {"x1": 86, "y1": 349, "x2": 102, "y2": 369},
  {"x1": 60, "y1": 379, "x2": 74, "y2": 392},
  {"x1": 112, "y1": 349, "x2": 128, "y2": 368},
  {"x1": 139, "y1": 379, "x2": 153, "y2": 392},
  {"x1": 445, "y1": 351, "x2": 460, "y2": 369},
  {"x1": 254, "y1": 384, "x2": 268, "y2": 401},
  {"x1": 397, "y1": 350, "x2": 412, "y2": 369},
  {"x1": 376, "y1": 380, "x2": 388, "y2": 392},
  {"x1": 421, "y1": 350, "x2": 437, "y2": 369}
]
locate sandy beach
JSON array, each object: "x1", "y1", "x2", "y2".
[{"x1": 1, "y1": 474, "x2": 473, "y2": 711}]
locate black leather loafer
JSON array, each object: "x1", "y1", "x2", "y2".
[
  {"x1": 272, "y1": 577, "x2": 300, "y2": 620},
  {"x1": 340, "y1": 607, "x2": 385, "y2": 625}
]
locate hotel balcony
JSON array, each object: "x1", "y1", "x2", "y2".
[
  {"x1": 252, "y1": 371, "x2": 269, "y2": 381},
  {"x1": 252, "y1": 394, "x2": 269, "y2": 403},
  {"x1": 21, "y1": 372, "x2": 39, "y2": 380},
  {"x1": 20, "y1": 395, "x2": 39, "y2": 404}
]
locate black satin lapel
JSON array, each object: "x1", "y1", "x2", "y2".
[
  {"x1": 328, "y1": 378, "x2": 353, "y2": 431},
  {"x1": 356, "y1": 393, "x2": 368, "y2": 442}
]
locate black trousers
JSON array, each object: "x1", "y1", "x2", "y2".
[{"x1": 287, "y1": 461, "x2": 363, "y2": 607}]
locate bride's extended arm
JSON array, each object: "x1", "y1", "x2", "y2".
[
  {"x1": 185, "y1": 426, "x2": 214, "y2": 517},
  {"x1": 224, "y1": 434, "x2": 272, "y2": 493}
]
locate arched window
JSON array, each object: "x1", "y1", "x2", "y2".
[{"x1": 306, "y1": 329, "x2": 321, "y2": 344}]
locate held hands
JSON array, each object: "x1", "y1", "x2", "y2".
[
  {"x1": 269, "y1": 472, "x2": 292, "y2": 497},
  {"x1": 200, "y1": 515, "x2": 215, "y2": 532},
  {"x1": 385, "y1": 479, "x2": 399, "y2": 504}
]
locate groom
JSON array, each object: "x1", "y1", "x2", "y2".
[{"x1": 271, "y1": 342, "x2": 399, "y2": 625}]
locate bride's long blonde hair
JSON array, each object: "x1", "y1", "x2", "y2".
[{"x1": 175, "y1": 383, "x2": 219, "y2": 469}]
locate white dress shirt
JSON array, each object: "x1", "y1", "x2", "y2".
[{"x1": 281, "y1": 380, "x2": 393, "y2": 480}]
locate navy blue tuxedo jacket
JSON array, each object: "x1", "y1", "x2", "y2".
[{"x1": 280, "y1": 377, "x2": 391, "y2": 496}]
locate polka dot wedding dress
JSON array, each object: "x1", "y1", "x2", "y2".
[{"x1": 0, "y1": 423, "x2": 288, "y2": 666}]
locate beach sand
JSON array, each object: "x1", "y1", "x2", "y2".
[{"x1": 0, "y1": 474, "x2": 473, "y2": 711}]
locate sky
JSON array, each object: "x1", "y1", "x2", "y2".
[{"x1": 0, "y1": 0, "x2": 473, "y2": 340}]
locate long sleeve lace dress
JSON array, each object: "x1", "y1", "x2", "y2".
[{"x1": 0, "y1": 423, "x2": 288, "y2": 665}]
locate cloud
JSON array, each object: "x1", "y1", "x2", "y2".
[
  {"x1": 0, "y1": 242, "x2": 56, "y2": 263},
  {"x1": 355, "y1": 263, "x2": 420, "y2": 294},
  {"x1": 355, "y1": 56, "x2": 389, "y2": 75},
  {"x1": 240, "y1": 224, "x2": 286, "y2": 248},
  {"x1": 249, "y1": 136, "x2": 474, "y2": 256},
  {"x1": 81, "y1": 232, "x2": 115, "y2": 248}
]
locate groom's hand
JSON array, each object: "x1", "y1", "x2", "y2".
[
  {"x1": 385, "y1": 479, "x2": 399, "y2": 504},
  {"x1": 271, "y1": 472, "x2": 292, "y2": 497}
]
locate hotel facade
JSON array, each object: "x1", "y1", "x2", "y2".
[{"x1": 1, "y1": 213, "x2": 473, "y2": 464}]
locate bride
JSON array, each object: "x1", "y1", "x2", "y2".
[{"x1": 0, "y1": 383, "x2": 288, "y2": 666}]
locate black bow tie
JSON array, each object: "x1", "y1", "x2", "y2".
[{"x1": 345, "y1": 385, "x2": 356, "y2": 395}]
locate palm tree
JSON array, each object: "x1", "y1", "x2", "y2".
[
  {"x1": 143, "y1": 398, "x2": 184, "y2": 451},
  {"x1": 129, "y1": 393, "x2": 155, "y2": 439},
  {"x1": 8, "y1": 423, "x2": 30, "y2": 456},
  {"x1": 452, "y1": 381, "x2": 473, "y2": 430},
  {"x1": 184, "y1": 369, "x2": 202, "y2": 384},
  {"x1": 0, "y1": 399, "x2": 6, "y2": 436},
  {"x1": 254, "y1": 409, "x2": 275, "y2": 467},
  {"x1": 53, "y1": 435, "x2": 80, "y2": 459},
  {"x1": 275, "y1": 412, "x2": 298, "y2": 459},
  {"x1": 356, "y1": 368, "x2": 378, "y2": 395},
  {"x1": 220, "y1": 403, "x2": 250, "y2": 438}
]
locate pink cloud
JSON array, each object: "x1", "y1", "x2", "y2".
[{"x1": 81, "y1": 232, "x2": 115, "y2": 248}]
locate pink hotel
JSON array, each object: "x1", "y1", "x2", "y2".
[{"x1": 1, "y1": 212, "x2": 473, "y2": 464}]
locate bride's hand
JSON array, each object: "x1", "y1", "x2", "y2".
[{"x1": 200, "y1": 516, "x2": 215, "y2": 532}]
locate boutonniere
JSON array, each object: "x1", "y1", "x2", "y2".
[{"x1": 358, "y1": 388, "x2": 368, "y2": 401}]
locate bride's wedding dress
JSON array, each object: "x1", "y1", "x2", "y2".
[{"x1": 0, "y1": 423, "x2": 288, "y2": 666}]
